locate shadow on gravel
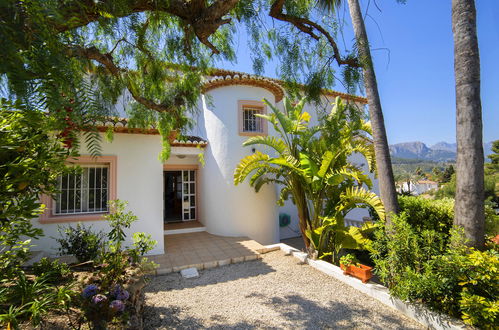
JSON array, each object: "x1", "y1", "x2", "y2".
[
  {"x1": 144, "y1": 293, "x2": 418, "y2": 329},
  {"x1": 143, "y1": 305, "x2": 268, "y2": 329},
  {"x1": 259, "y1": 294, "x2": 417, "y2": 329}
]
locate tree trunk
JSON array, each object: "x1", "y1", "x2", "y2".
[
  {"x1": 347, "y1": 0, "x2": 399, "y2": 221},
  {"x1": 452, "y1": 0, "x2": 485, "y2": 248}
]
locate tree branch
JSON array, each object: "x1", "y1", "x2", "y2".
[
  {"x1": 269, "y1": 0, "x2": 360, "y2": 67},
  {"x1": 68, "y1": 45, "x2": 186, "y2": 115},
  {"x1": 55, "y1": 0, "x2": 239, "y2": 54}
]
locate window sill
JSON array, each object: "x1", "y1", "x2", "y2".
[
  {"x1": 39, "y1": 213, "x2": 108, "y2": 224},
  {"x1": 239, "y1": 131, "x2": 267, "y2": 137}
]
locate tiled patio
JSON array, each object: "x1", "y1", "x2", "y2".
[{"x1": 147, "y1": 231, "x2": 266, "y2": 275}]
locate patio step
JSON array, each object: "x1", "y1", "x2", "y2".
[{"x1": 164, "y1": 226, "x2": 207, "y2": 235}]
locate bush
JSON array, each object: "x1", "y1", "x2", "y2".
[
  {"x1": 56, "y1": 223, "x2": 104, "y2": 263},
  {"x1": 0, "y1": 103, "x2": 76, "y2": 329},
  {"x1": 399, "y1": 195, "x2": 499, "y2": 237},
  {"x1": 0, "y1": 104, "x2": 72, "y2": 280},
  {"x1": 398, "y1": 196, "x2": 454, "y2": 235},
  {"x1": 80, "y1": 200, "x2": 157, "y2": 329},
  {"x1": 96, "y1": 200, "x2": 157, "y2": 287},
  {"x1": 33, "y1": 258, "x2": 72, "y2": 284},
  {"x1": 371, "y1": 214, "x2": 499, "y2": 329}
]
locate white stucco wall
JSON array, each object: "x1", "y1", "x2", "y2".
[
  {"x1": 32, "y1": 83, "x2": 378, "y2": 251},
  {"x1": 32, "y1": 133, "x2": 166, "y2": 256},
  {"x1": 196, "y1": 86, "x2": 280, "y2": 245}
]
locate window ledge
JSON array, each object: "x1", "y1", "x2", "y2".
[
  {"x1": 39, "y1": 213, "x2": 108, "y2": 224},
  {"x1": 239, "y1": 131, "x2": 267, "y2": 137}
]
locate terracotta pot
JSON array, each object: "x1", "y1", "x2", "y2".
[{"x1": 340, "y1": 263, "x2": 373, "y2": 283}]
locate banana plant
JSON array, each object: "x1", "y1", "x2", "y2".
[{"x1": 234, "y1": 96, "x2": 384, "y2": 253}]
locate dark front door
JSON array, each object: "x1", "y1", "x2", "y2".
[{"x1": 164, "y1": 171, "x2": 182, "y2": 222}]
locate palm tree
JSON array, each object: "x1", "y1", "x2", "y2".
[
  {"x1": 318, "y1": 0, "x2": 400, "y2": 221},
  {"x1": 452, "y1": 0, "x2": 485, "y2": 248},
  {"x1": 234, "y1": 97, "x2": 384, "y2": 252}
]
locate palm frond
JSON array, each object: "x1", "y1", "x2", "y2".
[
  {"x1": 234, "y1": 151, "x2": 270, "y2": 185},
  {"x1": 337, "y1": 186, "x2": 385, "y2": 220},
  {"x1": 242, "y1": 135, "x2": 287, "y2": 154}
]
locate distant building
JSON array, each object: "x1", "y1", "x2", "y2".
[{"x1": 397, "y1": 180, "x2": 439, "y2": 195}]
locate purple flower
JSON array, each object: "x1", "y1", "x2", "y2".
[
  {"x1": 92, "y1": 294, "x2": 108, "y2": 304},
  {"x1": 109, "y1": 300, "x2": 125, "y2": 313},
  {"x1": 82, "y1": 284, "x2": 99, "y2": 298},
  {"x1": 110, "y1": 285, "x2": 130, "y2": 301}
]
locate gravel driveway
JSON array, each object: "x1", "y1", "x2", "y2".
[{"x1": 144, "y1": 250, "x2": 423, "y2": 329}]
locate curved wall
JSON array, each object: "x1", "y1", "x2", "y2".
[{"x1": 198, "y1": 85, "x2": 280, "y2": 245}]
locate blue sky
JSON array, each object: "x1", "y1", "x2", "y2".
[{"x1": 217, "y1": 0, "x2": 498, "y2": 146}]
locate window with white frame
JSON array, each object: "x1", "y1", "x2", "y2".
[
  {"x1": 242, "y1": 106, "x2": 264, "y2": 133},
  {"x1": 54, "y1": 165, "x2": 109, "y2": 215}
]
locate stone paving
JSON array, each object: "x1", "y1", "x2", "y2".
[{"x1": 147, "y1": 231, "x2": 265, "y2": 275}]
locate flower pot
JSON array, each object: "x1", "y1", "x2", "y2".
[{"x1": 340, "y1": 263, "x2": 373, "y2": 283}]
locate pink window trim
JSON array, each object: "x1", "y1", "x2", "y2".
[
  {"x1": 39, "y1": 155, "x2": 117, "y2": 224},
  {"x1": 238, "y1": 100, "x2": 268, "y2": 136}
]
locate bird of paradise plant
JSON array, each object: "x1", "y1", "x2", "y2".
[{"x1": 234, "y1": 96, "x2": 384, "y2": 258}]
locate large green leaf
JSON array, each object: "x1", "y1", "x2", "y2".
[
  {"x1": 337, "y1": 187, "x2": 385, "y2": 220},
  {"x1": 300, "y1": 152, "x2": 319, "y2": 181},
  {"x1": 242, "y1": 135, "x2": 287, "y2": 154},
  {"x1": 234, "y1": 151, "x2": 270, "y2": 185},
  {"x1": 318, "y1": 151, "x2": 334, "y2": 178}
]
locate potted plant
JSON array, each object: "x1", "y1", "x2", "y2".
[{"x1": 339, "y1": 254, "x2": 373, "y2": 283}]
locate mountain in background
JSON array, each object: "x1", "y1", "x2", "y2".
[
  {"x1": 431, "y1": 142, "x2": 457, "y2": 153},
  {"x1": 389, "y1": 141, "x2": 494, "y2": 162}
]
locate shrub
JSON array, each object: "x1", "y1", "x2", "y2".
[
  {"x1": 0, "y1": 104, "x2": 77, "y2": 329},
  {"x1": 79, "y1": 200, "x2": 157, "y2": 329},
  {"x1": 33, "y1": 258, "x2": 72, "y2": 284},
  {"x1": 371, "y1": 214, "x2": 499, "y2": 329},
  {"x1": 399, "y1": 195, "x2": 499, "y2": 237},
  {"x1": 398, "y1": 196, "x2": 454, "y2": 235},
  {"x1": 0, "y1": 104, "x2": 72, "y2": 280},
  {"x1": 56, "y1": 223, "x2": 104, "y2": 263},
  {"x1": 97, "y1": 200, "x2": 157, "y2": 288}
]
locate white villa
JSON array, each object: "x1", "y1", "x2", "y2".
[
  {"x1": 397, "y1": 180, "x2": 439, "y2": 196},
  {"x1": 33, "y1": 70, "x2": 376, "y2": 256}
]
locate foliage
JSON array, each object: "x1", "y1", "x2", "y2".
[
  {"x1": 339, "y1": 253, "x2": 359, "y2": 267},
  {"x1": 0, "y1": 272, "x2": 75, "y2": 329},
  {"x1": 96, "y1": 200, "x2": 156, "y2": 288},
  {"x1": 33, "y1": 258, "x2": 72, "y2": 284},
  {"x1": 130, "y1": 232, "x2": 158, "y2": 263},
  {"x1": 56, "y1": 223, "x2": 104, "y2": 263},
  {"x1": 311, "y1": 217, "x2": 377, "y2": 263},
  {"x1": 0, "y1": 103, "x2": 72, "y2": 280},
  {"x1": 0, "y1": 102, "x2": 79, "y2": 329},
  {"x1": 485, "y1": 140, "x2": 499, "y2": 173},
  {"x1": 234, "y1": 97, "x2": 383, "y2": 253},
  {"x1": 371, "y1": 212, "x2": 499, "y2": 329},
  {"x1": 435, "y1": 172, "x2": 497, "y2": 204},
  {"x1": 0, "y1": 0, "x2": 366, "y2": 161},
  {"x1": 398, "y1": 196, "x2": 454, "y2": 235},
  {"x1": 106, "y1": 200, "x2": 138, "y2": 251}
]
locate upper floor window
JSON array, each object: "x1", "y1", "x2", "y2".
[
  {"x1": 238, "y1": 100, "x2": 268, "y2": 136},
  {"x1": 242, "y1": 106, "x2": 263, "y2": 133}
]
